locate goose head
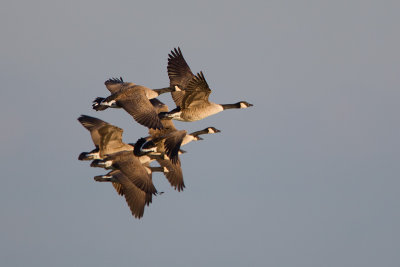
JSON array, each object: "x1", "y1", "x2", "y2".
[
  {"x1": 205, "y1": 127, "x2": 221, "y2": 134},
  {"x1": 238, "y1": 101, "x2": 253, "y2": 109}
]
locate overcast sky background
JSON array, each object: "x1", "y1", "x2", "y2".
[{"x1": 1, "y1": 0, "x2": 399, "y2": 266}]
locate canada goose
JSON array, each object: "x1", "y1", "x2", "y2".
[
  {"x1": 94, "y1": 169, "x2": 152, "y2": 219},
  {"x1": 91, "y1": 150, "x2": 158, "y2": 195},
  {"x1": 92, "y1": 77, "x2": 181, "y2": 129},
  {"x1": 160, "y1": 71, "x2": 253, "y2": 121},
  {"x1": 161, "y1": 47, "x2": 253, "y2": 121}
]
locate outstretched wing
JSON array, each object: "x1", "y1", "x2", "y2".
[
  {"x1": 98, "y1": 125, "x2": 131, "y2": 156},
  {"x1": 78, "y1": 115, "x2": 109, "y2": 146},
  {"x1": 113, "y1": 152, "x2": 158, "y2": 195},
  {"x1": 104, "y1": 77, "x2": 135, "y2": 94},
  {"x1": 117, "y1": 87, "x2": 163, "y2": 130},
  {"x1": 167, "y1": 47, "x2": 194, "y2": 87},
  {"x1": 157, "y1": 158, "x2": 185, "y2": 192},
  {"x1": 167, "y1": 47, "x2": 194, "y2": 107},
  {"x1": 181, "y1": 71, "x2": 212, "y2": 109},
  {"x1": 163, "y1": 130, "x2": 186, "y2": 165},
  {"x1": 112, "y1": 170, "x2": 150, "y2": 219}
]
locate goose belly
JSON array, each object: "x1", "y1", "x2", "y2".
[{"x1": 181, "y1": 104, "x2": 223, "y2": 121}]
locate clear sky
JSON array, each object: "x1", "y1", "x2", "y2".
[{"x1": 1, "y1": 0, "x2": 399, "y2": 266}]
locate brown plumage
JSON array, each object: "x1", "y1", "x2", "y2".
[
  {"x1": 78, "y1": 115, "x2": 133, "y2": 160},
  {"x1": 100, "y1": 150, "x2": 158, "y2": 195},
  {"x1": 135, "y1": 98, "x2": 221, "y2": 191},
  {"x1": 92, "y1": 77, "x2": 179, "y2": 129},
  {"x1": 97, "y1": 124, "x2": 133, "y2": 158},
  {"x1": 167, "y1": 47, "x2": 194, "y2": 107},
  {"x1": 161, "y1": 48, "x2": 253, "y2": 122},
  {"x1": 77, "y1": 115, "x2": 108, "y2": 152},
  {"x1": 94, "y1": 170, "x2": 153, "y2": 219}
]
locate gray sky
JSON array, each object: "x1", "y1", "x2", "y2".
[{"x1": 1, "y1": 0, "x2": 399, "y2": 266}]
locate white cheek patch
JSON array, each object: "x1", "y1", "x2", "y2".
[
  {"x1": 240, "y1": 102, "x2": 247, "y2": 109},
  {"x1": 142, "y1": 147, "x2": 158, "y2": 153},
  {"x1": 103, "y1": 100, "x2": 117, "y2": 107},
  {"x1": 170, "y1": 111, "x2": 184, "y2": 120},
  {"x1": 208, "y1": 128, "x2": 216, "y2": 134},
  {"x1": 174, "y1": 85, "x2": 182, "y2": 91},
  {"x1": 88, "y1": 152, "x2": 101, "y2": 159},
  {"x1": 163, "y1": 167, "x2": 169, "y2": 173},
  {"x1": 104, "y1": 160, "x2": 113, "y2": 168}
]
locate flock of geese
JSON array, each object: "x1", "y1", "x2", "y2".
[{"x1": 78, "y1": 47, "x2": 253, "y2": 219}]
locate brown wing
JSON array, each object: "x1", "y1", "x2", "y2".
[
  {"x1": 117, "y1": 87, "x2": 163, "y2": 129},
  {"x1": 148, "y1": 99, "x2": 177, "y2": 136},
  {"x1": 104, "y1": 77, "x2": 136, "y2": 94},
  {"x1": 157, "y1": 158, "x2": 185, "y2": 191},
  {"x1": 78, "y1": 115, "x2": 109, "y2": 146},
  {"x1": 111, "y1": 170, "x2": 149, "y2": 219},
  {"x1": 112, "y1": 182, "x2": 124, "y2": 196},
  {"x1": 163, "y1": 130, "x2": 186, "y2": 165},
  {"x1": 111, "y1": 151, "x2": 158, "y2": 194},
  {"x1": 167, "y1": 47, "x2": 194, "y2": 107},
  {"x1": 98, "y1": 125, "x2": 132, "y2": 157},
  {"x1": 181, "y1": 71, "x2": 212, "y2": 109},
  {"x1": 171, "y1": 91, "x2": 186, "y2": 107},
  {"x1": 167, "y1": 47, "x2": 194, "y2": 88}
]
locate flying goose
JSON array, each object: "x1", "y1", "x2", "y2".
[
  {"x1": 92, "y1": 77, "x2": 181, "y2": 129},
  {"x1": 159, "y1": 71, "x2": 253, "y2": 121},
  {"x1": 161, "y1": 47, "x2": 253, "y2": 121},
  {"x1": 91, "y1": 150, "x2": 158, "y2": 195},
  {"x1": 94, "y1": 169, "x2": 153, "y2": 219}
]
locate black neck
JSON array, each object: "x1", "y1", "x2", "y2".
[
  {"x1": 153, "y1": 87, "x2": 174, "y2": 95},
  {"x1": 221, "y1": 102, "x2": 241, "y2": 110},
  {"x1": 190, "y1": 129, "x2": 207, "y2": 137}
]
